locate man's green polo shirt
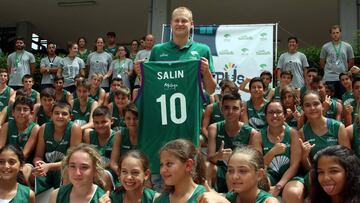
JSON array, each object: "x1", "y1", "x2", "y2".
[{"x1": 149, "y1": 39, "x2": 215, "y2": 72}]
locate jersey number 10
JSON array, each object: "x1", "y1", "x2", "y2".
[{"x1": 156, "y1": 93, "x2": 187, "y2": 125}]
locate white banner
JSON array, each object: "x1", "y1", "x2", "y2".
[{"x1": 162, "y1": 24, "x2": 276, "y2": 100}]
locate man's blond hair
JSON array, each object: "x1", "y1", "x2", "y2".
[{"x1": 172, "y1": 7, "x2": 193, "y2": 22}]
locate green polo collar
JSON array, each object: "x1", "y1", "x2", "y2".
[{"x1": 169, "y1": 38, "x2": 193, "y2": 50}]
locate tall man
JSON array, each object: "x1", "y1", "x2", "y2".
[
  {"x1": 135, "y1": 6, "x2": 216, "y2": 190},
  {"x1": 277, "y1": 36, "x2": 309, "y2": 88},
  {"x1": 40, "y1": 42, "x2": 62, "y2": 89},
  {"x1": 320, "y1": 25, "x2": 354, "y2": 99},
  {"x1": 7, "y1": 37, "x2": 35, "y2": 90}
]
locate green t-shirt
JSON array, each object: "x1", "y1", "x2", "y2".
[
  {"x1": 10, "y1": 183, "x2": 30, "y2": 203},
  {"x1": 72, "y1": 97, "x2": 94, "y2": 126},
  {"x1": 210, "y1": 102, "x2": 224, "y2": 124},
  {"x1": 7, "y1": 119, "x2": 36, "y2": 149},
  {"x1": 135, "y1": 60, "x2": 203, "y2": 174},
  {"x1": 246, "y1": 100, "x2": 268, "y2": 130},
  {"x1": 43, "y1": 121, "x2": 73, "y2": 163},
  {"x1": 226, "y1": 190, "x2": 273, "y2": 203},
  {"x1": 119, "y1": 127, "x2": 138, "y2": 156},
  {"x1": 89, "y1": 130, "x2": 116, "y2": 164},
  {"x1": 36, "y1": 106, "x2": 51, "y2": 126},
  {"x1": 149, "y1": 39, "x2": 214, "y2": 72},
  {"x1": 0, "y1": 86, "x2": 11, "y2": 111},
  {"x1": 261, "y1": 125, "x2": 291, "y2": 184},
  {"x1": 111, "y1": 187, "x2": 156, "y2": 203},
  {"x1": 155, "y1": 185, "x2": 205, "y2": 203},
  {"x1": 303, "y1": 118, "x2": 340, "y2": 160},
  {"x1": 56, "y1": 184, "x2": 105, "y2": 203}
]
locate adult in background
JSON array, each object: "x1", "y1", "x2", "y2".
[
  {"x1": 133, "y1": 34, "x2": 155, "y2": 88},
  {"x1": 129, "y1": 39, "x2": 139, "y2": 61},
  {"x1": 40, "y1": 42, "x2": 62, "y2": 89},
  {"x1": 7, "y1": 37, "x2": 35, "y2": 90},
  {"x1": 77, "y1": 37, "x2": 91, "y2": 76},
  {"x1": 320, "y1": 25, "x2": 354, "y2": 99},
  {"x1": 86, "y1": 37, "x2": 112, "y2": 91},
  {"x1": 104, "y1": 46, "x2": 133, "y2": 89},
  {"x1": 57, "y1": 42, "x2": 85, "y2": 93},
  {"x1": 105, "y1": 32, "x2": 118, "y2": 57},
  {"x1": 277, "y1": 36, "x2": 309, "y2": 89}
]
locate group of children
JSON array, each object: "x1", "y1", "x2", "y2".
[{"x1": 0, "y1": 62, "x2": 360, "y2": 203}]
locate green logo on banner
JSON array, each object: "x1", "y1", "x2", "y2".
[
  {"x1": 260, "y1": 64, "x2": 267, "y2": 70},
  {"x1": 219, "y1": 50, "x2": 234, "y2": 55},
  {"x1": 241, "y1": 48, "x2": 249, "y2": 55},
  {"x1": 238, "y1": 35, "x2": 254, "y2": 40},
  {"x1": 224, "y1": 33, "x2": 231, "y2": 38},
  {"x1": 256, "y1": 50, "x2": 271, "y2": 55},
  {"x1": 260, "y1": 32, "x2": 268, "y2": 40}
]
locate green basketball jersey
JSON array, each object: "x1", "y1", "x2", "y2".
[
  {"x1": 246, "y1": 100, "x2": 268, "y2": 130},
  {"x1": 303, "y1": 118, "x2": 340, "y2": 160},
  {"x1": 89, "y1": 87, "x2": 103, "y2": 101},
  {"x1": 300, "y1": 86, "x2": 307, "y2": 101},
  {"x1": 30, "y1": 89, "x2": 39, "y2": 104},
  {"x1": 210, "y1": 102, "x2": 224, "y2": 124},
  {"x1": 56, "y1": 184, "x2": 105, "y2": 203},
  {"x1": 352, "y1": 122, "x2": 360, "y2": 158},
  {"x1": 226, "y1": 190, "x2": 273, "y2": 203},
  {"x1": 9, "y1": 183, "x2": 30, "y2": 203},
  {"x1": 72, "y1": 97, "x2": 94, "y2": 126},
  {"x1": 112, "y1": 104, "x2": 126, "y2": 130},
  {"x1": 135, "y1": 60, "x2": 203, "y2": 173},
  {"x1": 119, "y1": 127, "x2": 138, "y2": 156},
  {"x1": 56, "y1": 89, "x2": 68, "y2": 103},
  {"x1": 155, "y1": 185, "x2": 205, "y2": 203},
  {"x1": 273, "y1": 87, "x2": 281, "y2": 100},
  {"x1": 261, "y1": 125, "x2": 291, "y2": 184},
  {"x1": 89, "y1": 130, "x2": 116, "y2": 164},
  {"x1": 216, "y1": 121, "x2": 253, "y2": 151},
  {"x1": 0, "y1": 86, "x2": 11, "y2": 111},
  {"x1": 111, "y1": 187, "x2": 156, "y2": 203},
  {"x1": 7, "y1": 119, "x2": 36, "y2": 149},
  {"x1": 36, "y1": 106, "x2": 51, "y2": 126},
  {"x1": 342, "y1": 91, "x2": 355, "y2": 105},
  {"x1": 44, "y1": 121, "x2": 73, "y2": 163},
  {"x1": 285, "y1": 106, "x2": 302, "y2": 129},
  {"x1": 263, "y1": 88, "x2": 271, "y2": 99},
  {"x1": 6, "y1": 104, "x2": 14, "y2": 122},
  {"x1": 325, "y1": 98, "x2": 337, "y2": 119}
]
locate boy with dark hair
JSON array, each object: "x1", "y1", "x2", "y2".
[
  {"x1": 33, "y1": 87, "x2": 56, "y2": 125},
  {"x1": 53, "y1": 75, "x2": 72, "y2": 104},
  {"x1": 83, "y1": 105, "x2": 117, "y2": 191},
  {"x1": 18, "y1": 74, "x2": 40, "y2": 104},
  {"x1": 0, "y1": 96, "x2": 40, "y2": 162},
  {"x1": 107, "y1": 85, "x2": 131, "y2": 131},
  {"x1": 206, "y1": 92, "x2": 261, "y2": 192},
  {"x1": 339, "y1": 72, "x2": 354, "y2": 105},
  {"x1": 33, "y1": 101, "x2": 82, "y2": 194},
  {"x1": 268, "y1": 70, "x2": 293, "y2": 100},
  {"x1": 104, "y1": 77, "x2": 123, "y2": 106},
  {"x1": 0, "y1": 68, "x2": 15, "y2": 111},
  {"x1": 71, "y1": 78, "x2": 98, "y2": 130}
]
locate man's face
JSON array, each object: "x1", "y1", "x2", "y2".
[
  {"x1": 288, "y1": 39, "x2": 298, "y2": 52},
  {"x1": 331, "y1": 28, "x2": 341, "y2": 42},
  {"x1": 15, "y1": 40, "x2": 25, "y2": 50},
  {"x1": 171, "y1": 11, "x2": 193, "y2": 38},
  {"x1": 107, "y1": 35, "x2": 115, "y2": 45},
  {"x1": 145, "y1": 35, "x2": 154, "y2": 49},
  {"x1": 47, "y1": 44, "x2": 56, "y2": 55}
]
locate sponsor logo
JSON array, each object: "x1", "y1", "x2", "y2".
[
  {"x1": 215, "y1": 62, "x2": 244, "y2": 86},
  {"x1": 164, "y1": 83, "x2": 178, "y2": 91},
  {"x1": 238, "y1": 35, "x2": 253, "y2": 40},
  {"x1": 260, "y1": 32, "x2": 268, "y2": 40},
  {"x1": 160, "y1": 53, "x2": 168, "y2": 57},
  {"x1": 223, "y1": 33, "x2": 231, "y2": 41},
  {"x1": 256, "y1": 50, "x2": 271, "y2": 55},
  {"x1": 191, "y1": 51, "x2": 199, "y2": 56},
  {"x1": 219, "y1": 49, "x2": 234, "y2": 55},
  {"x1": 217, "y1": 134, "x2": 225, "y2": 139},
  {"x1": 241, "y1": 48, "x2": 249, "y2": 55},
  {"x1": 259, "y1": 64, "x2": 268, "y2": 71}
]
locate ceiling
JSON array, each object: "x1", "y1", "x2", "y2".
[{"x1": 0, "y1": 0, "x2": 339, "y2": 51}]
